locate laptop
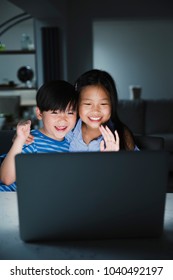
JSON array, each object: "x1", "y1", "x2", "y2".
[{"x1": 15, "y1": 151, "x2": 169, "y2": 242}]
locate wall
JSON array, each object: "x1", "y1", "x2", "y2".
[
  {"x1": 93, "y1": 20, "x2": 173, "y2": 99},
  {"x1": 66, "y1": 0, "x2": 173, "y2": 88}
]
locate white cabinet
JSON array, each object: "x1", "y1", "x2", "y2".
[{"x1": 0, "y1": 89, "x2": 36, "y2": 106}]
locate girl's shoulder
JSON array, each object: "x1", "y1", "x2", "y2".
[{"x1": 66, "y1": 118, "x2": 82, "y2": 143}]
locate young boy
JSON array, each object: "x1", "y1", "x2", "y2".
[{"x1": 0, "y1": 80, "x2": 77, "y2": 191}]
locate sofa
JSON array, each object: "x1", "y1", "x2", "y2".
[{"x1": 117, "y1": 99, "x2": 173, "y2": 192}]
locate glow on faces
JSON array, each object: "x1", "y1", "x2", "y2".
[
  {"x1": 36, "y1": 104, "x2": 77, "y2": 141},
  {"x1": 79, "y1": 85, "x2": 111, "y2": 129}
]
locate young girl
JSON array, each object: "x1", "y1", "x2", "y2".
[{"x1": 68, "y1": 69, "x2": 137, "y2": 152}]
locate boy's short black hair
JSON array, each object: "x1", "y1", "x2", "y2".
[{"x1": 36, "y1": 80, "x2": 77, "y2": 112}]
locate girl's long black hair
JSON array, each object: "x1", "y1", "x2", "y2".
[{"x1": 75, "y1": 69, "x2": 135, "y2": 150}]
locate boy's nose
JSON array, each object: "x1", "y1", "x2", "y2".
[
  {"x1": 58, "y1": 111, "x2": 66, "y2": 116},
  {"x1": 56, "y1": 112, "x2": 67, "y2": 120}
]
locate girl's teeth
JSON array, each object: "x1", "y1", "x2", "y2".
[{"x1": 90, "y1": 117, "x2": 101, "y2": 120}]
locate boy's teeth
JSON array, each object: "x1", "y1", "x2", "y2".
[{"x1": 57, "y1": 126, "x2": 66, "y2": 130}]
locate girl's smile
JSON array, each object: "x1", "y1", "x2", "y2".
[{"x1": 88, "y1": 116, "x2": 102, "y2": 121}]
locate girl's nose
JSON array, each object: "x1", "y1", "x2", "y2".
[{"x1": 92, "y1": 104, "x2": 100, "y2": 112}]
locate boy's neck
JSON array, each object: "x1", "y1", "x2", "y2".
[
  {"x1": 39, "y1": 128, "x2": 64, "y2": 142},
  {"x1": 81, "y1": 122, "x2": 101, "y2": 145}
]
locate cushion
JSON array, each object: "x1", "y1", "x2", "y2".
[
  {"x1": 117, "y1": 100, "x2": 145, "y2": 134},
  {"x1": 145, "y1": 99, "x2": 173, "y2": 134},
  {"x1": 134, "y1": 134, "x2": 164, "y2": 150},
  {"x1": 149, "y1": 133, "x2": 173, "y2": 152}
]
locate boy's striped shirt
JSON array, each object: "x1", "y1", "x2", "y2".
[{"x1": 0, "y1": 129, "x2": 69, "y2": 191}]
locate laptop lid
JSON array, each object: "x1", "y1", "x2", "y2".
[{"x1": 15, "y1": 151, "x2": 169, "y2": 242}]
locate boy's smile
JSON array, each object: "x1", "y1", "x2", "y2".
[{"x1": 55, "y1": 126, "x2": 68, "y2": 131}]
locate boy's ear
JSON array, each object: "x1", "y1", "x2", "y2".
[{"x1": 35, "y1": 107, "x2": 42, "y2": 120}]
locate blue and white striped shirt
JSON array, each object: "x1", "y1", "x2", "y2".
[
  {"x1": 22, "y1": 129, "x2": 69, "y2": 154},
  {"x1": 0, "y1": 129, "x2": 69, "y2": 191}
]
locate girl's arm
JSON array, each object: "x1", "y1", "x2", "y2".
[
  {"x1": 99, "y1": 125, "x2": 120, "y2": 152},
  {"x1": 0, "y1": 120, "x2": 31, "y2": 185}
]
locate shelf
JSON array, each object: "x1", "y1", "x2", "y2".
[
  {"x1": 0, "y1": 86, "x2": 37, "y2": 90},
  {"x1": 0, "y1": 50, "x2": 36, "y2": 55}
]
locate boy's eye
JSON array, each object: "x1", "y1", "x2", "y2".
[
  {"x1": 84, "y1": 103, "x2": 91, "y2": 105},
  {"x1": 101, "y1": 103, "x2": 109, "y2": 105}
]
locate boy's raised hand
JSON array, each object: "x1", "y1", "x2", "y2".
[
  {"x1": 99, "y1": 125, "x2": 120, "y2": 152},
  {"x1": 16, "y1": 120, "x2": 32, "y2": 144}
]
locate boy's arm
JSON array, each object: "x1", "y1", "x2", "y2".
[{"x1": 0, "y1": 120, "x2": 31, "y2": 185}]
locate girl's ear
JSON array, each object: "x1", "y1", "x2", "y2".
[{"x1": 35, "y1": 107, "x2": 42, "y2": 120}]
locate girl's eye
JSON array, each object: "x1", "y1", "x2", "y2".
[
  {"x1": 67, "y1": 111, "x2": 74, "y2": 115},
  {"x1": 84, "y1": 103, "x2": 91, "y2": 105}
]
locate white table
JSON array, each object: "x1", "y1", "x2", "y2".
[{"x1": 0, "y1": 193, "x2": 173, "y2": 260}]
